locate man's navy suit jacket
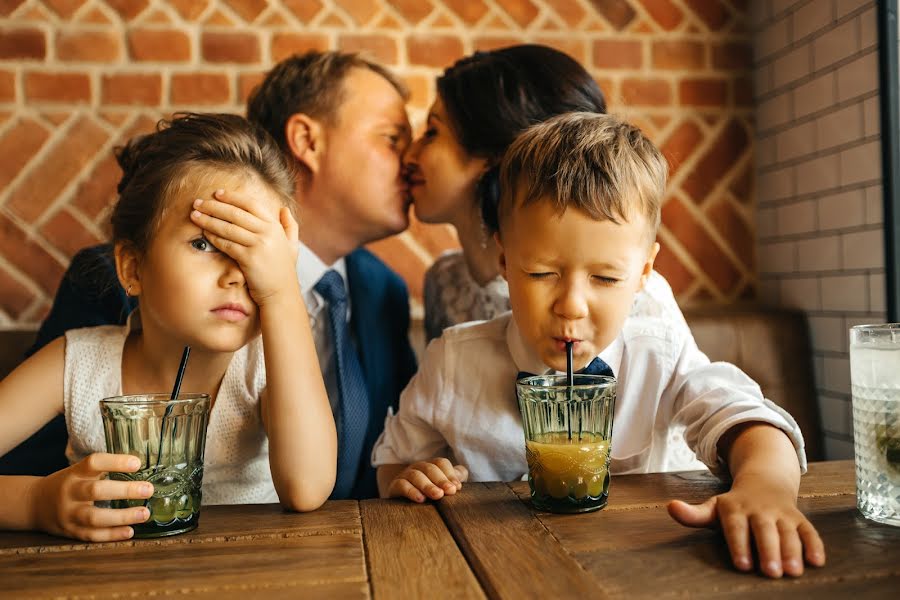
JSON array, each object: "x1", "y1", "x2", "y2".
[{"x1": 0, "y1": 244, "x2": 418, "y2": 499}]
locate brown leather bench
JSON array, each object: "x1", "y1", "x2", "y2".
[{"x1": 683, "y1": 305, "x2": 822, "y2": 461}]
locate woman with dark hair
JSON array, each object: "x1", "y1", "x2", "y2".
[{"x1": 405, "y1": 44, "x2": 686, "y2": 344}]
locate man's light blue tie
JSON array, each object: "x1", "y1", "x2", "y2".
[
  {"x1": 517, "y1": 356, "x2": 614, "y2": 382},
  {"x1": 315, "y1": 270, "x2": 369, "y2": 499}
]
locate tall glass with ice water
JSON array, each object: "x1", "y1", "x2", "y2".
[{"x1": 850, "y1": 324, "x2": 900, "y2": 526}]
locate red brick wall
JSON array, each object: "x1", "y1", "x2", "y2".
[{"x1": 0, "y1": 0, "x2": 753, "y2": 326}]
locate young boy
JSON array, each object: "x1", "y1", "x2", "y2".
[{"x1": 372, "y1": 112, "x2": 825, "y2": 579}]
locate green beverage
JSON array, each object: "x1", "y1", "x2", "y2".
[
  {"x1": 517, "y1": 374, "x2": 616, "y2": 514},
  {"x1": 100, "y1": 393, "x2": 211, "y2": 538}
]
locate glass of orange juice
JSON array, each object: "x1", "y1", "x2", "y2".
[{"x1": 516, "y1": 374, "x2": 616, "y2": 513}]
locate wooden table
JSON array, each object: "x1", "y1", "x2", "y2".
[
  {"x1": 0, "y1": 461, "x2": 895, "y2": 599},
  {"x1": 437, "y1": 460, "x2": 899, "y2": 599}
]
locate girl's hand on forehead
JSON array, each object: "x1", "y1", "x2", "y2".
[{"x1": 190, "y1": 188, "x2": 299, "y2": 307}]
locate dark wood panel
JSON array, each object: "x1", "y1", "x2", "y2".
[
  {"x1": 563, "y1": 495, "x2": 900, "y2": 598},
  {"x1": 437, "y1": 482, "x2": 605, "y2": 600},
  {"x1": 361, "y1": 499, "x2": 485, "y2": 600},
  {"x1": 0, "y1": 532, "x2": 368, "y2": 598},
  {"x1": 686, "y1": 574, "x2": 900, "y2": 599},
  {"x1": 173, "y1": 581, "x2": 370, "y2": 600},
  {"x1": 0, "y1": 501, "x2": 361, "y2": 554}
]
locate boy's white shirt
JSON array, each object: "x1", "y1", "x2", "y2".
[{"x1": 371, "y1": 275, "x2": 807, "y2": 481}]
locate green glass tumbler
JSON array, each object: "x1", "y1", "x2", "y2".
[
  {"x1": 516, "y1": 375, "x2": 616, "y2": 513},
  {"x1": 100, "y1": 393, "x2": 211, "y2": 538}
]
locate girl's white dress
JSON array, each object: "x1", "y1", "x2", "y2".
[{"x1": 63, "y1": 318, "x2": 278, "y2": 505}]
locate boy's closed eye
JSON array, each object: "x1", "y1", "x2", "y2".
[
  {"x1": 525, "y1": 271, "x2": 556, "y2": 280},
  {"x1": 592, "y1": 275, "x2": 620, "y2": 286}
]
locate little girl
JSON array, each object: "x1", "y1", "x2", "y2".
[{"x1": 0, "y1": 113, "x2": 337, "y2": 542}]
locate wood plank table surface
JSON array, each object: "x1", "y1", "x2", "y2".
[
  {"x1": 0, "y1": 498, "x2": 481, "y2": 599},
  {"x1": 0, "y1": 461, "x2": 895, "y2": 598},
  {"x1": 437, "y1": 460, "x2": 899, "y2": 599}
]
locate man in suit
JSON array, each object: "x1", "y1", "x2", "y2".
[{"x1": 1, "y1": 52, "x2": 418, "y2": 499}]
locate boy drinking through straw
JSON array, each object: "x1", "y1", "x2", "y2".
[{"x1": 372, "y1": 112, "x2": 824, "y2": 578}]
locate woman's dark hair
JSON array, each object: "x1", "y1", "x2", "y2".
[
  {"x1": 111, "y1": 112, "x2": 294, "y2": 253},
  {"x1": 436, "y1": 44, "x2": 606, "y2": 233}
]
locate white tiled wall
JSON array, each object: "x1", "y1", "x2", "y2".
[{"x1": 752, "y1": 0, "x2": 885, "y2": 459}]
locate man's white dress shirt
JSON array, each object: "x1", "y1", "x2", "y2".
[{"x1": 371, "y1": 280, "x2": 807, "y2": 482}]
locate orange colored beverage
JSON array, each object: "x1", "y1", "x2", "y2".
[{"x1": 525, "y1": 432, "x2": 611, "y2": 512}]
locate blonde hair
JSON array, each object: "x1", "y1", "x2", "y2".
[{"x1": 497, "y1": 112, "x2": 666, "y2": 239}]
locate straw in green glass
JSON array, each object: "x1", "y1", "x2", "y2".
[{"x1": 566, "y1": 341, "x2": 573, "y2": 441}]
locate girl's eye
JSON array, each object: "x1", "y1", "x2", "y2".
[
  {"x1": 527, "y1": 272, "x2": 554, "y2": 280},
  {"x1": 190, "y1": 237, "x2": 218, "y2": 253},
  {"x1": 423, "y1": 127, "x2": 437, "y2": 139}
]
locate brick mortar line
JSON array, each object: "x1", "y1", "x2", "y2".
[
  {"x1": 755, "y1": 89, "x2": 879, "y2": 143},
  {"x1": 753, "y1": 0, "x2": 874, "y2": 48},
  {"x1": 664, "y1": 185, "x2": 756, "y2": 279},
  {"x1": 758, "y1": 222, "x2": 884, "y2": 243},
  {"x1": 754, "y1": 3, "x2": 874, "y2": 70},
  {"x1": 0, "y1": 107, "x2": 82, "y2": 208},
  {"x1": 0, "y1": 248, "x2": 46, "y2": 304},
  {"x1": 760, "y1": 265, "x2": 886, "y2": 283},
  {"x1": 756, "y1": 175, "x2": 883, "y2": 207},
  {"x1": 24, "y1": 110, "x2": 127, "y2": 238},
  {"x1": 655, "y1": 227, "x2": 721, "y2": 299},
  {"x1": 755, "y1": 180, "x2": 881, "y2": 208},
  {"x1": 754, "y1": 45, "x2": 878, "y2": 112},
  {"x1": 759, "y1": 267, "x2": 885, "y2": 279},
  {"x1": 655, "y1": 227, "x2": 731, "y2": 302},
  {"x1": 0, "y1": 110, "x2": 131, "y2": 275},
  {"x1": 757, "y1": 135, "x2": 884, "y2": 176},
  {"x1": 756, "y1": 186, "x2": 881, "y2": 214}
]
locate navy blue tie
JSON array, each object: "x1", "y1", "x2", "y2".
[
  {"x1": 517, "y1": 356, "x2": 614, "y2": 382},
  {"x1": 315, "y1": 270, "x2": 369, "y2": 499}
]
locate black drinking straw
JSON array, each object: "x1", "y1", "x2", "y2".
[
  {"x1": 170, "y1": 345, "x2": 191, "y2": 400},
  {"x1": 154, "y1": 345, "x2": 191, "y2": 470},
  {"x1": 566, "y1": 341, "x2": 574, "y2": 441}
]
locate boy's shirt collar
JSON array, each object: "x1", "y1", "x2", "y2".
[{"x1": 505, "y1": 316, "x2": 624, "y2": 377}]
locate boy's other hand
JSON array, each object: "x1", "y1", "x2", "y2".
[
  {"x1": 30, "y1": 453, "x2": 154, "y2": 542},
  {"x1": 387, "y1": 458, "x2": 469, "y2": 503},
  {"x1": 666, "y1": 474, "x2": 825, "y2": 578}
]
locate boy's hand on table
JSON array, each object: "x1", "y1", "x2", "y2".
[
  {"x1": 387, "y1": 458, "x2": 469, "y2": 503},
  {"x1": 666, "y1": 473, "x2": 825, "y2": 578},
  {"x1": 30, "y1": 453, "x2": 154, "y2": 542}
]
